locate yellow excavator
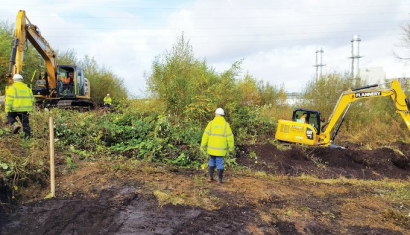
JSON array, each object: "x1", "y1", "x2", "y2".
[
  {"x1": 5, "y1": 10, "x2": 94, "y2": 109},
  {"x1": 275, "y1": 80, "x2": 410, "y2": 148}
]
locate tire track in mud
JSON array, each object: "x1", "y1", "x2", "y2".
[{"x1": 1, "y1": 186, "x2": 278, "y2": 235}]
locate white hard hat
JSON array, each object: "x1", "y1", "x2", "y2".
[
  {"x1": 215, "y1": 108, "x2": 225, "y2": 116},
  {"x1": 107, "y1": 93, "x2": 110, "y2": 96},
  {"x1": 13, "y1": 74, "x2": 23, "y2": 81}
]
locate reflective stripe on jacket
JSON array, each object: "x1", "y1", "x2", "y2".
[
  {"x1": 5, "y1": 82, "x2": 34, "y2": 113},
  {"x1": 200, "y1": 116, "x2": 234, "y2": 157}
]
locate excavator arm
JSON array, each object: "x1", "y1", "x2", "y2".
[
  {"x1": 320, "y1": 80, "x2": 410, "y2": 145},
  {"x1": 7, "y1": 10, "x2": 57, "y2": 91},
  {"x1": 390, "y1": 80, "x2": 410, "y2": 128},
  {"x1": 4, "y1": 10, "x2": 94, "y2": 110}
]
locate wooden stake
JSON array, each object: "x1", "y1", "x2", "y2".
[{"x1": 49, "y1": 113, "x2": 55, "y2": 197}]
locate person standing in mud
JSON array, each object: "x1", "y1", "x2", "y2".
[{"x1": 200, "y1": 108, "x2": 235, "y2": 184}]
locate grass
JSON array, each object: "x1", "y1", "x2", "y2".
[
  {"x1": 1, "y1": 147, "x2": 409, "y2": 233},
  {"x1": 269, "y1": 139, "x2": 291, "y2": 151}
]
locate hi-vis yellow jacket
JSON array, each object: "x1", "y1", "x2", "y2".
[
  {"x1": 5, "y1": 82, "x2": 34, "y2": 113},
  {"x1": 200, "y1": 116, "x2": 234, "y2": 157},
  {"x1": 104, "y1": 96, "x2": 112, "y2": 105}
]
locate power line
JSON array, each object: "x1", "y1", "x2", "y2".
[
  {"x1": 47, "y1": 33, "x2": 402, "y2": 46},
  {"x1": 2, "y1": 3, "x2": 409, "y2": 10},
  {"x1": 4, "y1": 11, "x2": 408, "y2": 19},
  {"x1": 20, "y1": 20, "x2": 405, "y2": 30},
  {"x1": 42, "y1": 29, "x2": 401, "y2": 38}
]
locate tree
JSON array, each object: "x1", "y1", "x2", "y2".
[
  {"x1": 394, "y1": 20, "x2": 410, "y2": 62},
  {"x1": 0, "y1": 20, "x2": 13, "y2": 82},
  {"x1": 0, "y1": 21, "x2": 14, "y2": 94},
  {"x1": 257, "y1": 80, "x2": 287, "y2": 106},
  {"x1": 237, "y1": 74, "x2": 261, "y2": 106},
  {"x1": 300, "y1": 70, "x2": 359, "y2": 118},
  {"x1": 146, "y1": 33, "x2": 222, "y2": 116},
  {"x1": 78, "y1": 55, "x2": 128, "y2": 104},
  {"x1": 146, "y1": 32, "x2": 288, "y2": 125},
  {"x1": 0, "y1": 20, "x2": 44, "y2": 92}
]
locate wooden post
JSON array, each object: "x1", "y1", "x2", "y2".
[{"x1": 49, "y1": 113, "x2": 55, "y2": 197}]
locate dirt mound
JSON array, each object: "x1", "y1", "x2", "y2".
[{"x1": 236, "y1": 144, "x2": 410, "y2": 180}]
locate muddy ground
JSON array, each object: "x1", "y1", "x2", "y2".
[{"x1": 0, "y1": 143, "x2": 410, "y2": 235}]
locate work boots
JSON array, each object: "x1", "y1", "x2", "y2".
[
  {"x1": 208, "y1": 167, "x2": 224, "y2": 184},
  {"x1": 207, "y1": 167, "x2": 215, "y2": 182},
  {"x1": 218, "y1": 169, "x2": 224, "y2": 184},
  {"x1": 12, "y1": 122, "x2": 21, "y2": 134}
]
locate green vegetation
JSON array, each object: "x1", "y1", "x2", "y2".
[
  {"x1": 1, "y1": 24, "x2": 410, "y2": 192},
  {"x1": 0, "y1": 16, "x2": 409, "y2": 233}
]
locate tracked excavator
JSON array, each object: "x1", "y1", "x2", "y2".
[
  {"x1": 275, "y1": 80, "x2": 410, "y2": 148},
  {"x1": 5, "y1": 10, "x2": 94, "y2": 109}
]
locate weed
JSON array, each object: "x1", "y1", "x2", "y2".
[
  {"x1": 225, "y1": 156, "x2": 238, "y2": 168},
  {"x1": 153, "y1": 190, "x2": 184, "y2": 206},
  {"x1": 298, "y1": 206, "x2": 310, "y2": 212},
  {"x1": 65, "y1": 157, "x2": 77, "y2": 172},
  {"x1": 269, "y1": 139, "x2": 291, "y2": 151},
  {"x1": 382, "y1": 208, "x2": 410, "y2": 230},
  {"x1": 255, "y1": 171, "x2": 268, "y2": 177},
  {"x1": 249, "y1": 151, "x2": 257, "y2": 160},
  {"x1": 310, "y1": 156, "x2": 328, "y2": 169}
]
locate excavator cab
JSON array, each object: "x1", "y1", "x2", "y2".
[
  {"x1": 57, "y1": 67, "x2": 75, "y2": 97},
  {"x1": 32, "y1": 71, "x2": 49, "y2": 96},
  {"x1": 292, "y1": 108, "x2": 322, "y2": 134},
  {"x1": 32, "y1": 65, "x2": 92, "y2": 108},
  {"x1": 275, "y1": 108, "x2": 323, "y2": 146}
]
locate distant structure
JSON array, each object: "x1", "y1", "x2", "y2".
[
  {"x1": 398, "y1": 77, "x2": 410, "y2": 91},
  {"x1": 285, "y1": 92, "x2": 302, "y2": 106},
  {"x1": 313, "y1": 48, "x2": 326, "y2": 80},
  {"x1": 348, "y1": 35, "x2": 363, "y2": 82},
  {"x1": 359, "y1": 67, "x2": 385, "y2": 84}
]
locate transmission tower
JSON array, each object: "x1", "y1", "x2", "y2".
[
  {"x1": 313, "y1": 48, "x2": 326, "y2": 80},
  {"x1": 348, "y1": 35, "x2": 363, "y2": 83}
]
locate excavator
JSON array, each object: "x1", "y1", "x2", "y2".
[
  {"x1": 5, "y1": 10, "x2": 94, "y2": 109},
  {"x1": 275, "y1": 80, "x2": 410, "y2": 148}
]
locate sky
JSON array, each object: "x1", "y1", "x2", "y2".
[{"x1": 1, "y1": 0, "x2": 410, "y2": 98}]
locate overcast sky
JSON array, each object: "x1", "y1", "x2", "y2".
[{"x1": 2, "y1": 0, "x2": 410, "y2": 97}]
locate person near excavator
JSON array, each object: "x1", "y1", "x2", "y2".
[
  {"x1": 200, "y1": 108, "x2": 235, "y2": 184},
  {"x1": 65, "y1": 72, "x2": 74, "y2": 94},
  {"x1": 5, "y1": 74, "x2": 34, "y2": 138},
  {"x1": 297, "y1": 112, "x2": 308, "y2": 124},
  {"x1": 103, "y1": 94, "x2": 112, "y2": 108}
]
